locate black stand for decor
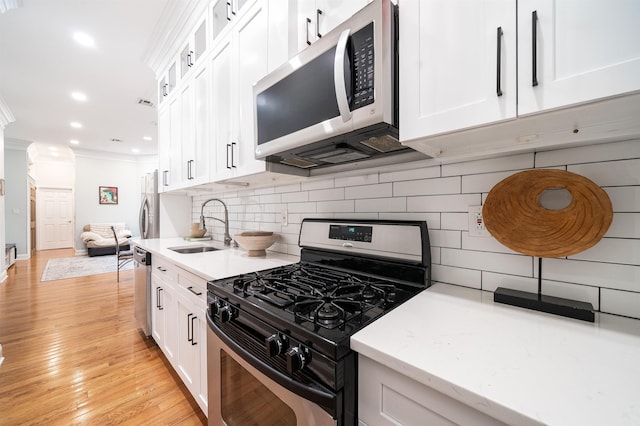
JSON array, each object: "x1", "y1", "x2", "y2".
[{"x1": 493, "y1": 258, "x2": 595, "y2": 322}]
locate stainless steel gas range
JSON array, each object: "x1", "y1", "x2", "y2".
[{"x1": 206, "y1": 219, "x2": 431, "y2": 425}]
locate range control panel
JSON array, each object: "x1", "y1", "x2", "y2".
[{"x1": 329, "y1": 224, "x2": 373, "y2": 242}]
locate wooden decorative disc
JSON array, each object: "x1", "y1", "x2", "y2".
[{"x1": 482, "y1": 169, "x2": 613, "y2": 258}]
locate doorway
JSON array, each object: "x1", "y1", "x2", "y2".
[
  {"x1": 30, "y1": 183, "x2": 36, "y2": 256},
  {"x1": 37, "y1": 188, "x2": 74, "y2": 250}
]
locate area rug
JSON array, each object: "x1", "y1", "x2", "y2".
[{"x1": 41, "y1": 255, "x2": 133, "y2": 282}]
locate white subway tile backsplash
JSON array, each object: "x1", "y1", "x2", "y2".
[
  {"x1": 355, "y1": 197, "x2": 406, "y2": 212},
  {"x1": 432, "y1": 264, "x2": 481, "y2": 289},
  {"x1": 442, "y1": 153, "x2": 533, "y2": 176},
  {"x1": 537, "y1": 258, "x2": 640, "y2": 292},
  {"x1": 335, "y1": 173, "x2": 379, "y2": 187},
  {"x1": 604, "y1": 187, "x2": 640, "y2": 212},
  {"x1": 379, "y1": 164, "x2": 440, "y2": 183},
  {"x1": 393, "y1": 176, "x2": 460, "y2": 197},
  {"x1": 301, "y1": 178, "x2": 334, "y2": 191},
  {"x1": 606, "y1": 213, "x2": 640, "y2": 238},
  {"x1": 407, "y1": 194, "x2": 481, "y2": 212},
  {"x1": 601, "y1": 288, "x2": 640, "y2": 319},
  {"x1": 429, "y1": 230, "x2": 461, "y2": 249},
  {"x1": 282, "y1": 191, "x2": 309, "y2": 203},
  {"x1": 317, "y1": 200, "x2": 354, "y2": 213},
  {"x1": 308, "y1": 188, "x2": 344, "y2": 201},
  {"x1": 379, "y1": 212, "x2": 441, "y2": 229},
  {"x1": 344, "y1": 183, "x2": 392, "y2": 199},
  {"x1": 570, "y1": 238, "x2": 640, "y2": 265},
  {"x1": 569, "y1": 159, "x2": 640, "y2": 186},
  {"x1": 461, "y1": 170, "x2": 518, "y2": 194},
  {"x1": 535, "y1": 139, "x2": 640, "y2": 167},
  {"x1": 441, "y1": 248, "x2": 532, "y2": 276},
  {"x1": 461, "y1": 232, "x2": 518, "y2": 254},
  {"x1": 192, "y1": 139, "x2": 640, "y2": 320}
]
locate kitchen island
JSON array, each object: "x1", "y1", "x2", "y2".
[{"x1": 352, "y1": 283, "x2": 640, "y2": 426}]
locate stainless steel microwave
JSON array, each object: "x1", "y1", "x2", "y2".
[{"x1": 254, "y1": 0, "x2": 421, "y2": 172}]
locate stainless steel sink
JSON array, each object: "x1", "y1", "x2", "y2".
[{"x1": 168, "y1": 245, "x2": 219, "y2": 254}]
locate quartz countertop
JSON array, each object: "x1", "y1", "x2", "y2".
[
  {"x1": 132, "y1": 237, "x2": 299, "y2": 281},
  {"x1": 351, "y1": 283, "x2": 640, "y2": 426}
]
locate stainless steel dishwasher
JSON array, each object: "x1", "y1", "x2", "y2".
[{"x1": 133, "y1": 246, "x2": 152, "y2": 337}]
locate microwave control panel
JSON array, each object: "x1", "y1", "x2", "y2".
[{"x1": 351, "y1": 22, "x2": 375, "y2": 110}]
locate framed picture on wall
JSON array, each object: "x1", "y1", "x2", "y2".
[{"x1": 99, "y1": 186, "x2": 118, "y2": 204}]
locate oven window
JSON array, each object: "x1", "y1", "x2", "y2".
[{"x1": 221, "y1": 350, "x2": 297, "y2": 425}]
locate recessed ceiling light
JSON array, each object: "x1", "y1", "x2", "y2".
[
  {"x1": 143, "y1": 136, "x2": 152, "y2": 141},
  {"x1": 73, "y1": 32, "x2": 95, "y2": 47},
  {"x1": 71, "y1": 92, "x2": 87, "y2": 102},
  {"x1": 70, "y1": 122, "x2": 82, "y2": 128},
  {"x1": 132, "y1": 148, "x2": 140, "y2": 153},
  {"x1": 70, "y1": 139, "x2": 80, "y2": 145},
  {"x1": 48, "y1": 146, "x2": 58, "y2": 151}
]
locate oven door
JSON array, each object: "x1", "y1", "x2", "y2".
[{"x1": 207, "y1": 315, "x2": 337, "y2": 426}]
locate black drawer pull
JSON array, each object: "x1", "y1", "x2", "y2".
[{"x1": 187, "y1": 286, "x2": 203, "y2": 296}]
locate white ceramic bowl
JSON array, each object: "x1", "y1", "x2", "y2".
[{"x1": 234, "y1": 232, "x2": 279, "y2": 256}]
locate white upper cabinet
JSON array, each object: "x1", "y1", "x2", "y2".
[
  {"x1": 158, "y1": 61, "x2": 177, "y2": 105},
  {"x1": 157, "y1": 106, "x2": 171, "y2": 193},
  {"x1": 400, "y1": 0, "x2": 640, "y2": 157},
  {"x1": 180, "y1": 17, "x2": 208, "y2": 79},
  {"x1": 210, "y1": 36, "x2": 234, "y2": 181},
  {"x1": 211, "y1": 0, "x2": 256, "y2": 41},
  {"x1": 294, "y1": 0, "x2": 371, "y2": 53},
  {"x1": 399, "y1": 0, "x2": 516, "y2": 141},
  {"x1": 517, "y1": 0, "x2": 640, "y2": 115}
]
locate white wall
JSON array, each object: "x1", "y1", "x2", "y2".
[
  {"x1": 3, "y1": 147, "x2": 28, "y2": 257},
  {"x1": 192, "y1": 139, "x2": 640, "y2": 320},
  {"x1": 74, "y1": 152, "x2": 143, "y2": 252}
]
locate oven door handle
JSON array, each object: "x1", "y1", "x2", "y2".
[{"x1": 207, "y1": 314, "x2": 337, "y2": 417}]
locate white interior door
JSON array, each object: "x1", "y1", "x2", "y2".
[{"x1": 38, "y1": 188, "x2": 74, "y2": 250}]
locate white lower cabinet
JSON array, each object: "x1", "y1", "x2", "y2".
[
  {"x1": 358, "y1": 355, "x2": 505, "y2": 426},
  {"x1": 150, "y1": 255, "x2": 208, "y2": 416}
]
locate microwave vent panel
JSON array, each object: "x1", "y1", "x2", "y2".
[{"x1": 360, "y1": 135, "x2": 404, "y2": 153}]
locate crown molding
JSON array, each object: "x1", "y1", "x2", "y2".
[
  {"x1": 0, "y1": 94, "x2": 16, "y2": 128},
  {"x1": 0, "y1": 0, "x2": 21, "y2": 14},
  {"x1": 143, "y1": 0, "x2": 210, "y2": 76}
]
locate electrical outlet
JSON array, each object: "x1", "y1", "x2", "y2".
[
  {"x1": 280, "y1": 209, "x2": 288, "y2": 226},
  {"x1": 468, "y1": 205, "x2": 490, "y2": 237}
]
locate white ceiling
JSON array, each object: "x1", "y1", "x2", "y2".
[{"x1": 0, "y1": 0, "x2": 171, "y2": 157}]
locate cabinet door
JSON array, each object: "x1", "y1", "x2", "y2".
[
  {"x1": 399, "y1": 0, "x2": 516, "y2": 142},
  {"x1": 196, "y1": 310, "x2": 208, "y2": 413},
  {"x1": 168, "y1": 95, "x2": 182, "y2": 189},
  {"x1": 157, "y1": 106, "x2": 171, "y2": 192},
  {"x1": 234, "y1": 0, "x2": 270, "y2": 176},
  {"x1": 191, "y1": 65, "x2": 211, "y2": 184},
  {"x1": 151, "y1": 282, "x2": 165, "y2": 347},
  {"x1": 161, "y1": 284, "x2": 178, "y2": 366},
  {"x1": 180, "y1": 83, "x2": 194, "y2": 184},
  {"x1": 316, "y1": 0, "x2": 370, "y2": 37},
  {"x1": 176, "y1": 298, "x2": 201, "y2": 396},
  {"x1": 211, "y1": 36, "x2": 235, "y2": 181},
  {"x1": 517, "y1": 0, "x2": 640, "y2": 115}
]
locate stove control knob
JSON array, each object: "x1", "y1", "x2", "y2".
[
  {"x1": 219, "y1": 304, "x2": 236, "y2": 323},
  {"x1": 266, "y1": 334, "x2": 288, "y2": 357},
  {"x1": 286, "y1": 345, "x2": 311, "y2": 374}
]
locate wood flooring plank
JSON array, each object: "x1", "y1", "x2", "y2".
[{"x1": 0, "y1": 249, "x2": 206, "y2": 425}]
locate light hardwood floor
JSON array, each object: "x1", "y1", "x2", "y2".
[{"x1": 0, "y1": 249, "x2": 207, "y2": 425}]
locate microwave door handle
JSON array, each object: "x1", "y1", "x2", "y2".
[{"x1": 334, "y1": 29, "x2": 352, "y2": 123}]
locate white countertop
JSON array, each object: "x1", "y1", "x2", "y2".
[
  {"x1": 351, "y1": 283, "x2": 640, "y2": 426},
  {"x1": 132, "y1": 237, "x2": 299, "y2": 281}
]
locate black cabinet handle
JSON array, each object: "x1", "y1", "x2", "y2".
[
  {"x1": 157, "y1": 287, "x2": 164, "y2": 310},
  {"x1": 191, "y1": 315, "x2": 198, "y2": 345},
  {"x1": 187, "y1": 313, "x2": 193, "y2": 342},
  {"x1": 496, "y1": 26, "x2": 503, "y2": 97},
  {"x1": 156, "y1": 266, "x2": 167, "y2": 272},
  {"x1": 187, "y1": 159, "x2": 194, "y2": 180},
  {"x1": 162, "y1": 170, "x2": 168, "y2": 187},
  {"x1": 226, "y1": 144, "x2": 231, "y2": 169},
  {"x1": 231, "y1": 142, "x2": 237, "y2": 168},
  {"x1": 316, "y1": 9, "x2": 323, "y2": 38},
  {"x1": 187, "y1": 51, "x2": 194, "y2": 67},
  {"x1": 306, "y1": 17, "x2": 312, "y2": 45},
  {"x1": 226, "y1": 1, "x2": 231, "y2": 21},
  {"x1": 187, "y1": 286, "x2": 203, "y2": 296},
  {"x1": 532, "y1": 10, "x2": 539, "y2": 87}
]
